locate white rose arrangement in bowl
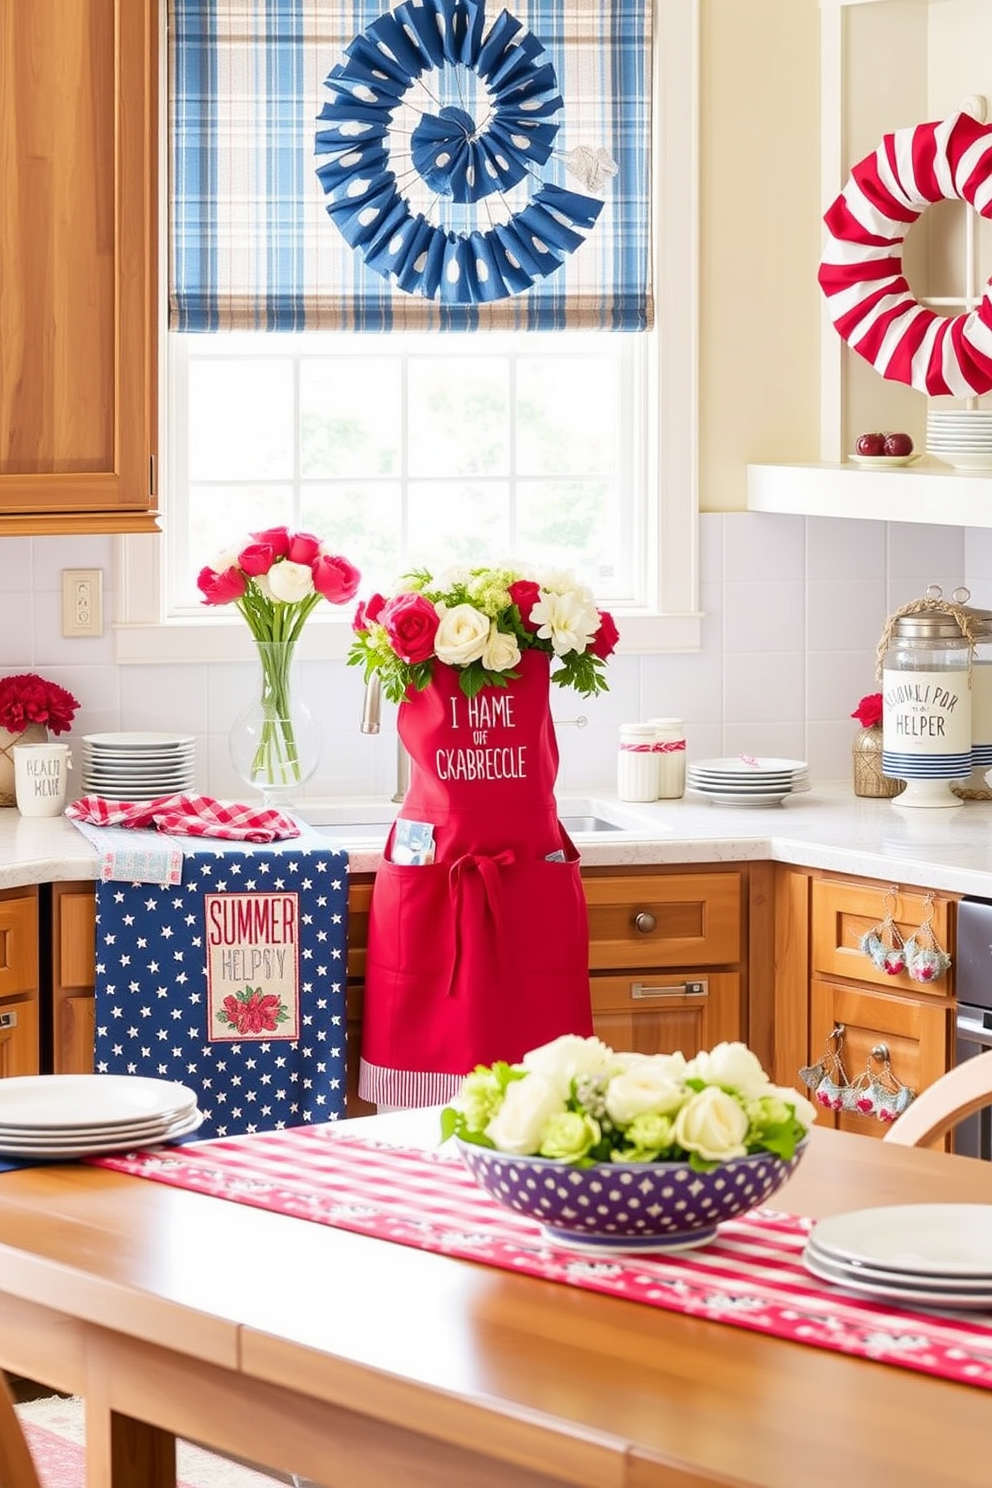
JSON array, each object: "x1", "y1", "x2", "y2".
[{"x1": 441, "y1": 1036, "x2": 816, "y2": 1252}]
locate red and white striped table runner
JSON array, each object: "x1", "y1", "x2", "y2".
[{"x1": 92, "y1": 1127, "x2": 992, "y2": 1392}]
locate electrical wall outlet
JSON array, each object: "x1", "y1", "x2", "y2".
[{"x1": 62, "y1": 569, "x2": 104, "y2": 638}]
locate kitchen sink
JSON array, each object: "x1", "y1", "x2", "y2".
[
  {"x1": 561, "y1": 815, "x2": 624, "y2": 833},
  {"x1": 310, "y1": 812, "x2": 627, "y2": 842}
]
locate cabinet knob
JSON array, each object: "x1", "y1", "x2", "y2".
[{"x1": 633, "y1": 910, "x2": 656, "y2": 934}]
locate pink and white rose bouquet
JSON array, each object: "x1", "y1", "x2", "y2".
[{"x1": 349, "y1": 563, "x2": 618, "y2": 702}]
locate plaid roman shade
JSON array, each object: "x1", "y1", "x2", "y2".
[{"x1": 169, "y1": 0, "x2": 653, "y2": 332}]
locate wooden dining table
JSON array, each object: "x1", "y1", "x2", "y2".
[{"x1": 0, "y1": 1116, "x2": 990, "y2": 1488}]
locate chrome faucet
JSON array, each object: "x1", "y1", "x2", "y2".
[{"x1": 361, "y1": 674, "x2": 409, "y2": 804}]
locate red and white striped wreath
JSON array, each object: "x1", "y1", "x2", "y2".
[{"x1": 818, "y1": 109, "x2": 992, "y2": 397}]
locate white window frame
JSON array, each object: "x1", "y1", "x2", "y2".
[{"x1": 113, "y1": 0, "x2": 701, "y2": 664}]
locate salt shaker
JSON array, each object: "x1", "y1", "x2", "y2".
[
  {"x1": 647, "y1": 717, "x2": 686, "y2": 799},
  {"x1": 617, "y1": 723, "x2": 659, "y2": 801}
]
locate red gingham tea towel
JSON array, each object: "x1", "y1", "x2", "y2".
[{"x1": 65, "y1": 793, "x2": 301, "y2": 842}]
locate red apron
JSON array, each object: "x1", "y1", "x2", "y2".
[{"x1": 359, "y1": 650, "x2": 593, "y2": 1106}]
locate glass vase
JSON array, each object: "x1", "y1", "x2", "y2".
[
  {"x1": 852, "y1": 725, "x2": 903, "y2": 799},
  {"x1": 229, "y1": 640, "x2": 321, "y2": 808}
]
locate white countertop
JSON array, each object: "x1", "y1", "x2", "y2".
[{"x1": 8, "y1": 784, "x2": 992, "y2": 898}]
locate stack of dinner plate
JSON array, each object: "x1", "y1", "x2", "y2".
[
  {"x1": 81, "y1": 731, "x2": 196, "y2": 800},
  {"x1": 686, "y1": 757, "x2": 810, "y2": 807},
  {"x1": 925, "y1": 409, "x2": 992, "y2": 470},
  {"x1": 803, "y1": 1204, "x2": 992, "y2": 1310},
  {"x1": 0, "y1": 1074, "x2": 202, "y2": 1158}
]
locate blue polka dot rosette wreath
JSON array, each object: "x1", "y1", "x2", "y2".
[{"x1": 314, "y1": 0, "x2": 610, "y2": 305}]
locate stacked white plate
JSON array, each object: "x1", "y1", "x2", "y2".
[
  {"x1": 81, "y1": 731, "x2": 196, "y2": 800},
  {"x1": 803, "y1": 1204, "x2": 992, "y2": 1309},
  {"x1": 686, "y1": 756, "x2": 810, "y2": 807},
  {"x1": 0, "y1": 1074, "x2": 202, "y2": 1158},
  {"x1": 925, "y1": 409, "x2": 992, "y2": 470}
]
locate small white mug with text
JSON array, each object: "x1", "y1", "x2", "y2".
[{"x1": 13, "y1": 742, "x2": 72, "y2": 817}]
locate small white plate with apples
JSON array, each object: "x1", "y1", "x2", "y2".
[{"x1": 848, "y1": 431, "x2": 919, "y2": 467}]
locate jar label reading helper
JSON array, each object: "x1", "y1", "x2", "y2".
[{"x1": 882, "y1": 667, "x2": 972, "y2": 778}]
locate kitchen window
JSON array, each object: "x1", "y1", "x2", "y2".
[{"x1": 115, "y1": 0, "x2": 701, "y2": 664}]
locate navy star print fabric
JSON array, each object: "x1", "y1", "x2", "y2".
[{"x1": 93, "y1": 837, "x2": 350, "y2": 1139}]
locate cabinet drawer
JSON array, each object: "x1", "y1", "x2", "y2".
[
  {"x1": 811, "y1": 879, "x2": 954, "y2": 998},
  {"x1": 590, "y1": 970, "x2": 741, "y2": 1057},
  {"x1": 0, "y1": 889, "x2": 38, "y2": 999},
  {"x1": 584, "y1": 872, "x2": 741, "y2": 971}
]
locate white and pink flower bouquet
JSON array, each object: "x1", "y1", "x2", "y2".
[
  {"x1": 441, "y1": 1035, "x2": 816, "y2": 1170},
  {"x1": 197, "y1": 526, "x2": 361, "y2": 791},
  {"x1": 348, "y1": 563, "x2": 618, "y2": 702}
]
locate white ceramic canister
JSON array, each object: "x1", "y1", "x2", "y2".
[
  {"x1": 647, "y1": 717, "x2": 686, "y2": 799},
  {"x1": 882, "y1": 612, "x2": 972, "y2": 807},
  {"x1": 617, "y1": 722, "x2": 659, "y2": 802}
]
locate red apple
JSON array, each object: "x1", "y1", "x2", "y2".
[
  {"x1": 856, "y1": 432, "x2": 886, "y2": 456},
  {"x1": 883, "y1": 431, "x2": 914, "y2": 457}
]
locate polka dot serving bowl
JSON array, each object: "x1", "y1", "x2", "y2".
[{"x1": 455, "y1": 1138, "x2": 809, "y2": 1253}]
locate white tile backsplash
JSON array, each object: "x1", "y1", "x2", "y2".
[{"x1": 8, "y1": 514, "x2": 989, "y2": 801}]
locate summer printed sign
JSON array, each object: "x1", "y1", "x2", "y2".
[{"x1": 205, "y1": 891, "x2": 300, "y2": 1041}]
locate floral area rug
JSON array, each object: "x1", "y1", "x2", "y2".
[{"x1": 16, "y1": 1395, "x2": 294, "y2": 1488}]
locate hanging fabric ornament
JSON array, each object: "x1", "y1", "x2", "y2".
[
  {"x1": 842, "y1": 1043, "x2": 916, "y2": 1123},
  {"x1": 799, "y1": 1024, "x2": 851, "y2": 1112},
  {"x1": 858, "y1": 887, "x2": 907, "y2": 975},
  {"x1": 904, "y1": 894, "x2": 953, "y2": 984},
  {"x1": 314, "y1": 0, "x2": 610, "y2": 305}
]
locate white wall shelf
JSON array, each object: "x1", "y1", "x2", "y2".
[
  {"x1": 748, "y1": 461, "x2": 992, "y2": 526},
  {"x1": 745, "y1": 0, "x2": 992, "y2": 530}
]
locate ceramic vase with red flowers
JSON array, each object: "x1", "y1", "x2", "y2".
[{"x1": 851, "y1": 692, "x2": 903, "y2": 799}]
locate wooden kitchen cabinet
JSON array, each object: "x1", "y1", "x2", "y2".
[
  {"x1": 807, "y1": 876, "x2": 956, "y2": 1142},
  {"x1": 583, "y1": 867, "x2": 744, "y2": 1056},
  {"x1": 0, "y1": 0, "x2": 158, "y2": 534},
  {"x1": 48, "y1": 882, "x2": 97, "y2": 1076},
  {"x1": 0, "y1": 887, "x2": 40, "y2": 1077}
]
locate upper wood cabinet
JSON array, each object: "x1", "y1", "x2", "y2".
[{"x1": 0, "y1": 0, "x2": 158, "y2": 534}]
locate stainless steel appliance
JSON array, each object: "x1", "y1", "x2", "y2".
[{"x1": 951, "y1": 898, "x2": 992, "y2": 1159}]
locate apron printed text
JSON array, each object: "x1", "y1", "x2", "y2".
[{"x1": 438, "y1": 691, "x2": 528, "y2": 780}]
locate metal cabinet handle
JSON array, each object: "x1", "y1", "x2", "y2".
[
  {"x1": 633, "y1": 911, "x2": 657, "y2": 934},
  {"x1": 631, "y1": 979, "x2": 708, "y2": 1000},
  {"x1": 0, "y1": 1010, "x2": 17, "y2": 1029}
]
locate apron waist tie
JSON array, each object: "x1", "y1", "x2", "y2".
[{"x1": 447, "y1": 849, "x2": 515, "y2": 998}]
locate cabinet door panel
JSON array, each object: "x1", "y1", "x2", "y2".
[
  {"x1": 810, "y1": 977, "x2": 951, "y2": 1142},
  {"x1": 585, "y1": 873, "x2": 741, "y2": 970},
  {"x1": 55, "y1": 996, "x2": 96, "y2": 1077},
  {"x1": 811, "y1": 879, "x2": 953, "y2": 999},
  {"x1": 0, "y1": 892, "x2": 37, "y2": 998},
  {"x1": 591, "y1": 971, "x2": 740, "y2": 1057},
  {"x1": 0, "y1": 0, "x2": 157, "y2": 532}
]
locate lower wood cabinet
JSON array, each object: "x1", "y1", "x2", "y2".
[
  {"x1": 0, "y1": 886, "x2": 40, "y2": 1076},
  {"x1": 48, "y1": 882, "x2": 97, "y2": 1076},
  {"x1": 36, "y1": 864, "x2": 959, "y2": 1138},
  {"x1": 583, "y1": 867, "x2": 744, "y2": 1055},
  {"x1": 805, "y1": 876, "x2": 956, "y2": 1143}
]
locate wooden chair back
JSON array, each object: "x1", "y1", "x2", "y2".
[
  {"x1": 0, "y1": 1374, "x2": 42, "y2": 1488},
  {"x1": 883, "y1": 1050, "x2": 992, "y2": 1150}
]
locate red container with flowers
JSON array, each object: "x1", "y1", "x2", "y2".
[
  {"x1": 0, "y1": 674, "x2": 80, "y2": 805},
  {"x1": 851, "y1": 692, "x2": 904, "y2": 799}
]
